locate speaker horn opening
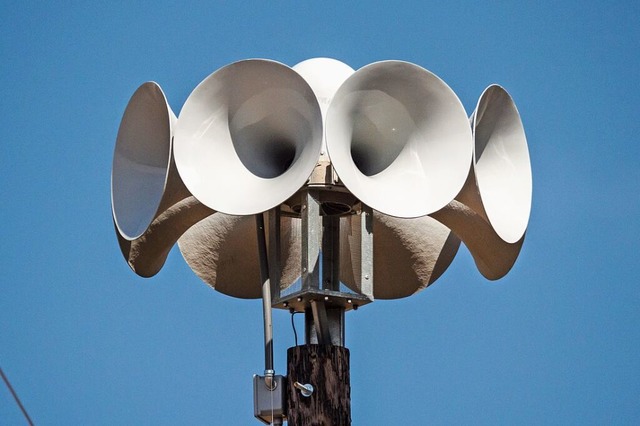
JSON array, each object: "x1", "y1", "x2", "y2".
[
  {"x1": 326, "y1": 61, "x2": 473, "y2": 218},
  {"x1": 430, "y1": 85, "x2": 532, "y2": 280},
  {"x1": 174, "y1": 59, "x2": 323, "y2": 215},
  {"x1": 111, "y1": 82, "x2": 215, "y2": 277},
  {"x1": 112, "y1": 82, "x2": 176, "y2": 241},
  {"x1": 471, "y1": 84, "x2": 532, "y2": 244}
]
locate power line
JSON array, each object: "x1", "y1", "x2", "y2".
[{"x1": 0, "y1": 366, "x2": 34, "y2": 426}]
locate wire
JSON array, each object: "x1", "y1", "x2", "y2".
[
  {"x1": 270, "y1": 371, "x2": 274, "y2": 425},
  {"x1": 290, "y1": 310, "x2": 298, "y2": 347},
  {"x1": 0, "y1": 366, "x2": 34, "y2": 426}
]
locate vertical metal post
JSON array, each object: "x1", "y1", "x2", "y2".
[
  {"x1": 299, "y1": 193, "x2": 346, "y2": 347},
  {"x1": 255, "y1": 214, "x2": 274, "y2": 379},
  {"x1": 301, "y1": 190, "x2": 321, "y2": 294},
  {"x1": 359, "y1": 206, "x2": 374, "y2": 301},
  {"x1": 268, "y1": 207, "x2": 282, "y2": 301}
]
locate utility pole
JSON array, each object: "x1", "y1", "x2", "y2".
[
  {"x1": 284, "y1": 212, "x2": 355, "y2": 425},
  {"x1": 287, "y1": 344, "x2": 350, "y2": 425}
]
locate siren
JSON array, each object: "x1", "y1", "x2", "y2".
[
  {"x1": 325, "y1": 60, "x2": 473, "y2": 218},
  {"x1": 430, "y1": 85, "x2": 532, "y2": 279},
  {"x1": 111, "y1": 82, "x2": 215, "y2": 277},
  {"x1": 291, "y1": 59, "x2": 462, "y2": 299},
  {"x1": 176, "y1": 59, "x2": 346, "y2": 298},
  {"x1": 318, "y1": 61, "x2": 472, "y2": 297},
  {"x1": 173, "y1": 59, "x2": 324, "y2": 215},
  {"x1": 173, "y1": 60, "x2": 323, "y2": 297}
]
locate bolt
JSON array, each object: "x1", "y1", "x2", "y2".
[{"x1": 294, "y1": 382, "x2": 314, "y2": 398}]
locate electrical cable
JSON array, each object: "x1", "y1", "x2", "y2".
[
  {"x1": 290, "y1": 310, "x2": 298, "y2": 347},
  {"x1": 270, "y1": 370, "x2": 274, "y2": 425},
  {"x1": 0, "y1": 366, "x2": 34, "y2": 426}
]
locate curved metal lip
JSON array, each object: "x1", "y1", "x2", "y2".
[
  {"x1": 472, "y1": 84, "x2": 532, "y2": 243},
  {"x1": 173, "y1": 58, "x2": 323, "y2": 216},
  {"x1": 111, "y1": 81, "x2": 174, "y2": 241}
]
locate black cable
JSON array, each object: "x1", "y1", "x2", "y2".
[
  {"x1": 290, "y1": 310, "x2": 298, "y2": 347},
  {"x1": 0, "y1": 366, "x2": 34, "y2": 426}
]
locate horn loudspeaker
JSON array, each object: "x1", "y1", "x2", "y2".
[
  {"x1": 111, "y1": 82, "x2": 215, "y2": 277},
  {"x1": 430, "y1": 84, "x2": 532, "y2": 279},
  {"x1": 173, "y1": 59, "x2": 323, "y2": 215},
  {"x1": 325, "y1": 60, "x2": 473, "y2": 218}
]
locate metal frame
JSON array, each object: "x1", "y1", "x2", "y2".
[{"x1": 271, "y1": 190, "x2": 374, "y2": 314}]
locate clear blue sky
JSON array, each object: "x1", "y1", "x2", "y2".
[{"x1": 1, "y1": 1, "x2": 639, "y2": 424}]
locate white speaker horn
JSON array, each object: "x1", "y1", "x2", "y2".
[
  {"x1": 111, "y1": 82, "x2": 215, "y2": 277},
  {"x1": 325, "y1": 60, "x2": 473, "y2": 218},
  {"x1": 293, "y1": 58, "x2": 354, "y2": 156},
  {"x1": 173, "y1": 59, "x2": 323, "y2": 215},
  {"x1": 430, "y1": 85, "x2": 532, "y2": 279}
]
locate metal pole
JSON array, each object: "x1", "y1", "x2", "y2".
[{"x1": 255, "y1": 214, "x2": 274, "y2": 381}]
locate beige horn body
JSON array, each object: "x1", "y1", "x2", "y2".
[
  {"x1": 111, "y1": 82, "x2": 215, "y2": 277},
  {"x1": 178, "y1": 212, "x2": 303, "y2": 299},
  {"x1": 338, "y1": 212, "x2": 461, "y2": 299}
]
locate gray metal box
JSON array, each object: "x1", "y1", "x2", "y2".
[{"x1": 253, "y1": 375, "x2": 286, "y2": 424}]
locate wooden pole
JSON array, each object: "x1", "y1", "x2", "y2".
[{"x1": 286, "y1": 345, "x2": 351, "y2": 426}]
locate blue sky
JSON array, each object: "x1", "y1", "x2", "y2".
[{"x1": 1, "y1": 1, "x2": 639, "y2": 424}]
